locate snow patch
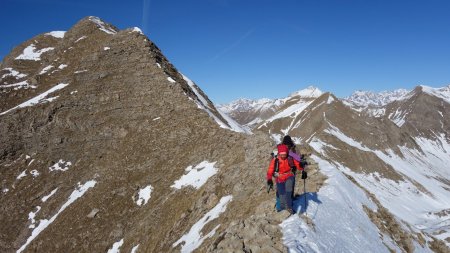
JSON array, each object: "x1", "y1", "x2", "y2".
[
  {"x1": 327, "y1": 95, "x2": 335, "y2": 104},
  {"x1": 156, "y1": 63, "x2": 161, "y2": 68},
  {"x1": 28, "y1": 206, "x2": 41, "y2": 229},
  {"x1": 30, "y1": 170, "x2": 40, "y2": 177},
  {"x1": 131, "y1": 27, "x2": 143, "y2": 34},
  {"x1": 0, "y1": 80, "x2": 35, "y2": 90},
  {"x1": 367, "y1": 108, "x2": 386, "y2": 117},
  {"x1": 104, "y1": 47, "x2": 110, "y2": 51},
  {"x1": 152, "y1": 117, "x2": 160, "y2": 121},
  {"x1": 15, "y1": 44, "x2": 54, "y2": 61},
  {"x1": 45, "y1": 31, "x2": 66, "y2": 38},
  {"x1": 49, "y1": 159, "x2": 72, "y2": 172},
  {"x1": 131, "y1": 244, "x2": 140, "y2": 253},
  {"x1": 270, "y1": 133, "x2": 282, "y2": 144},
  {"x1": 173, "y1": 195, "x2": 233, "y2": 253},
  {"x1": 89, "y1": 16, "x2": 117, "y2": 35},
  {"x1": 171, "y1": 161, "x2": 219, "y2": 190},
  {"x1": 1, "y1": 68, "x2": 27, "y2": 79},
  {"x1": 136, "y1": 185, "x2": 153, "y2": 206},
  {"x1": 42, "y1": 188, "x2": 58, "y2": 202},
  {"x1": 107, "y1": 238, "x2": 124, "y2": 253},
  {"x1": 17, "y1": 180, "x2": 97, "y2": 253},
  {"x1": 167, "y1": 77, "x2": 176, "y2": 83},
  {"x1": 266, "y1": 100, "x2": 313, "y2": 123},
  {"x1": 75, "y1": 36, "x2": 87, "y2": 43},
  {"x1": 0, "y1": 83, "x2": 69, "y2": 116},
  {"x1": 17, "y1": 170, "x2": 27, "y2": 180},
  {"x1": 74, "y1": 70, "x2": 88, "y2": 74},
  {"x1": 58, "y1": 64, "x2": 67, "y2": 70},
  {"x1": 39, "y1": 65, "x2": 54, "y2": 75},
  {"x1": 388, "y1": 109, "x2": 406, "y2": 127}
]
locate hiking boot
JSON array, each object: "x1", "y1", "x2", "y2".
[{"x1": 287, "y1": 208, "x2": 295, "y2": 215}]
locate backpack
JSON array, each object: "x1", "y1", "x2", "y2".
[{"x1": 273, "y1": 155, "x2": 296, "y2": 178}]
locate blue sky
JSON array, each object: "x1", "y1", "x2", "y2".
[{"x1": 2, "y1": 0, "x2": 450, "y2": 104}]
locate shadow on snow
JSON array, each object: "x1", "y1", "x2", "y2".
[{"x1": 293, "y1": 192, "x2": 322, "y2": 214}]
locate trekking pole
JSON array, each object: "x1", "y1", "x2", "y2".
[{"x1": 303, "y1": 178, "x2": 307, "y2": 215}]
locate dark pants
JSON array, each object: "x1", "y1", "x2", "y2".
[{"x1": 277, "y1": 176, "x2": 294, "y2": 210}]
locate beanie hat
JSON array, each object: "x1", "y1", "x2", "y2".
[
  {"x1": 282, "y1": 135, "x2": 295, "y2": 149},
  {"x1": 277, "y1": 144, "x2": 289, "y2": 154}
]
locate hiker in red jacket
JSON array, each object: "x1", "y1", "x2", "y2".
[{"x1": 267, "y1": 144, "x2": 303, "y2": 214}]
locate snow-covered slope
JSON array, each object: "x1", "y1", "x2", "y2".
[
  {"x1": 421, "y1": 85, "x2": 450, "y2": 104},
  {"x1": 282, "y1": 156, "x2": 401, "y2": 253}
]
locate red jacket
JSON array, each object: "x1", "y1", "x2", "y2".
[{"x1": 267, "y1": 156, "x2": 303, "y2": 183}]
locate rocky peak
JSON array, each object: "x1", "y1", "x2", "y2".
[{"x1": 0, "y1": 16, "x2": 258, "y2": 253}]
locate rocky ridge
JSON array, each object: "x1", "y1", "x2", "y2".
[{"x1": 1, "y1": 17, "x2": 316, "y2": 253}]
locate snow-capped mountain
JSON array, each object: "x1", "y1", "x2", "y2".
[
  {"x1": 218, "y1": 86, "x2": 323, "y2": 128},
  {"x1": 344, "y1": 88, "x2": 410, "y2": 107}
]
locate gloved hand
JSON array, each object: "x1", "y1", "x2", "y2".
[
  {"x1": 301, "y1": 170, "x2": 307, "y2": 179},
  {"x1": 267, "y1": 179, "x2": 273, "y2": 188}
]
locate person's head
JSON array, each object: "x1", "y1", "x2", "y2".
[
  {"x1": 282, "y1": 135, "x2": 295, "y2": 150},
  {"x1": 277, "y1": 144, "x2": 289, "y2": 159}
]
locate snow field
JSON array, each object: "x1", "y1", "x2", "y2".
[
  {"x1": 313, "y1": 124, "x2": 450, "y2": 247},
  {"x1": 281, "y1": 156, "x2": 390, "y2": 253}
]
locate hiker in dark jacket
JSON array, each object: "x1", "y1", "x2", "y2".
[
  {"x1": 282, "y1": 135, "x2": 308, "y2": 198},
  {"x1": 282, "y1": 135, "x2": 301, "y2": 162},
  {"x1": 267, "y1": 144, "x2": 303, "y2": 214}
]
